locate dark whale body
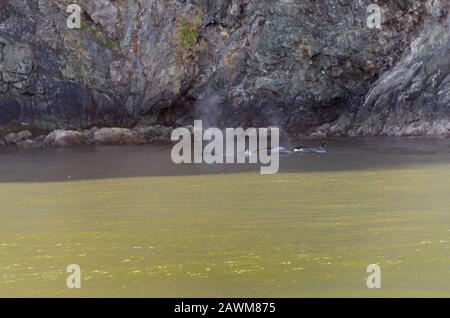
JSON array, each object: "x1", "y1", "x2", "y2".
[{"x1": 294, "y1": 142, "x2": 327, "y2": 154}]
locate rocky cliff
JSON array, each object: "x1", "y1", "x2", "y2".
[{"x1": 0, "y1": 0, "x2": 449, "y2": 137}]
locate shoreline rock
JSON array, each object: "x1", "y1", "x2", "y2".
[
  {"x1": 0, "y1": 126, "x2": 174, "y2": 149},
  {"x1": 2, "y1": 122, "x2": 450, "y2": 151},
  {"x1": 44, "y1": 130, "x2": 88, "y2": 147},
  {"x1": 94, "y1": 128, "x2": 144, "y2": 145}
]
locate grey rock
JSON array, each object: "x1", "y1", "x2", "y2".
[
  {"x1": 81, "y1": 129, "x2": 95, "y2": 144},
  {"x1": 16, "y1": 130, "x2": 32, "y2": 141},
  {"x1": 17, "y1": 139, "x2": 36, "y2": 149},
  {"x1": 35, "y1": 135, "x2": 47, "y2": 142},
  {"x1": 338, "y1": 6, "x2": 450, "y2": 137},
  {"x1": 135, "y1": 125, "x2": 173, "y2": 143},
  {"x1": 93, "y1": 128, "x2": 144, "y2": 145},
  {"x1": 84, "y1": 0, "x2": 119, "y2": 39},
  {"x1": 44, "y1": 130, "x2": 88, "y2": 147},
  {"x1": 4, "y1": 133, "x2": 18, "y2": 145}
]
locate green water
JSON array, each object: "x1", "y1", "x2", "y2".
[{"x1": 1, "y1": 138, "x2": 450, "y2": 297}]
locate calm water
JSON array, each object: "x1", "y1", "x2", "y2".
[{"x1": 1, "y1": 138, "x2": 450, "y2": 297}]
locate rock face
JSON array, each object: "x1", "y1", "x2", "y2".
[
  {"x1": 0, "y1": 0, "x2": 449, "y2": 136},
  {"x1": 321, "y1": 0, "x2": 450, "y2": 136}
]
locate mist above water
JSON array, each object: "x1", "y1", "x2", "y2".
[{"x1": 194, "y1": 94, "x2": 223, "y2": 128}]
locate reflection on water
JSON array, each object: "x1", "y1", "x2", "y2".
[{"x1": 0, "y1": 138, "x2": 450, "y2": 297}]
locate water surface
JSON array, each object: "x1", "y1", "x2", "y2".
[{"x1": 1, "y1": 138, "x2": 450, "y2": 297}]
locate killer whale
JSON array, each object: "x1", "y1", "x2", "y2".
[
  {"x1": 245, "y1": 146, "x2": 292, "y2": 157},
  {"x1": 293, "y1": 142, "x2": 327, "y2": 154}
]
